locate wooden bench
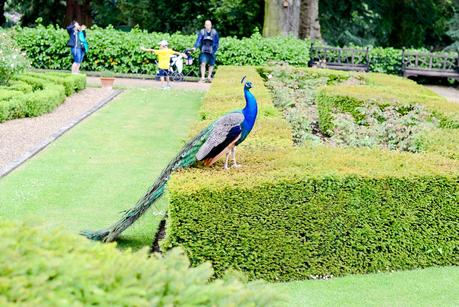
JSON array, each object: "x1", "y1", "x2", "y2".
[
  {"x1": 308, "y1": 45, "x2": 370, "y2": 72},
  {"x1": 401, "y1": 49, "x2": 459, "y2": 81}
]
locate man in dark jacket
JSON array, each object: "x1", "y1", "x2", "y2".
[
  {"x1": 66, "y1": 21, "x2": 84, "y2": 74},
  {"x1": 193, "y1": 20, "x2": 219, "y2": 83}
]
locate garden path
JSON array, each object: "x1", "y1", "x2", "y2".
[
  {"x1": 0, "y1": 88, "x2": 118, "y2": 177},
  {"x1": 425, "y1": 85, "x2": 459, "y2": 103}
]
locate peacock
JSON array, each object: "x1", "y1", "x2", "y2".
[{"x1": 81, "y1": 76, "x2": 258, "y2": 242}]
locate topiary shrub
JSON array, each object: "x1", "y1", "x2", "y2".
[
  {"x1": 0, "y1": 72, "x2": 86, "y2": 123},
  {"x1": 163, "y1": 66, "x2": 459, "y2": 282},
  {"x1": 0, "y1": 219, "x2": 282, "y2": 306}
]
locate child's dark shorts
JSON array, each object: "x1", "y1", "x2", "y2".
[{"x1": 158, "y1": 69, "x2": 169, "y2": 77}]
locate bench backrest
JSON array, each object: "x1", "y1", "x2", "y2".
[
  {"x1": 309, "y1": 45, "x2": 370, "y2": 70},
  {"x1": 402, "y1": 49, "x2": 459, "y2": 72}
]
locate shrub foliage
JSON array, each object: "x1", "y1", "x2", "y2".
[
  {"x1": 0, "y1": 72, "x2": 86, "y2": 123},
  {"x1": 0, "y1": 31, "x2": 29, "y2": 85},
  {"x1": 11, "y1": 25, "x2": 457, "y2": 77},
  {"x1": 0, "y1": 220, "x2": 281, "y2": 306},
  {"x1": 11, "y1": 25, "x2": 310, "y2": 76},
  {"x1": 262, "y1": 65, "x2": 459, "y2": 156}
]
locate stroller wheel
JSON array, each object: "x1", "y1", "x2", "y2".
[{"x1": 173, "y1": 73, "x2": 184, "y2": 82}]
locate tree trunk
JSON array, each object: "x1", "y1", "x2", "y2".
[
  {"x1": 299, "y1": 0, "x2": 321, "y2": 40},
  {"x1": 64, "y1": 0, "x2": 93, "y2": 26},
  {"x1": 263, "y1": 0, "x2": 301, "y2": 37},
  {"x1": 0, "y1": 0, "x2": 6, "y2": 26}
]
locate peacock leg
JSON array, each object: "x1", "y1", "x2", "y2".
[
  {"x1": 231, "y1": 147, "x2": 241, "y2": 168},
  {"x1": 224, "y1": 151, "x2": 230, "y2": 170}
]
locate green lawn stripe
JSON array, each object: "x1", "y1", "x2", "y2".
[
  {"x1": 0, "y1": 88, "x2": 203, "y2": 249},
  {"x1": 273, "y1": 266, "x2": 459, "y2": 306}
]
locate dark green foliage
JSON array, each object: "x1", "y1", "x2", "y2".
[
  {"x1": 319, "y1": 0, "x2": 454, "y2": 48},
  {"x1": 0, "y1": 220, "x2": 282, "y2": 306},
  {"x1": 11, "y1": 26, "x2": 310, "y2": 75},
  {"x1": 166, "y1": 176, "x2": 459, "y2": 281},
  {"x1": 12, "y1": 26, "x2": 456, "y2": 77},
  {"x1": 445, "y1": 1, "x2": 459, "y2": 51},
  {"x1": 369, "y1": 47, "x2": 402, "y2": 75},
  {"x1": 93, "y1": 0, "x2": 264, "y2": 38},
  {"x1": 0, "y1": 72, "x2": 85, "y2": 122}
]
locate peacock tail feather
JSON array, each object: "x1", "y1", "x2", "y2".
[{"x1": 81, "y1": 123, "x2": 214, "y2": 242}]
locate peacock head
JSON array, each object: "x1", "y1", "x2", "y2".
[{"x1": 241, "y1": 76, "x2": 253, "y2": 90}]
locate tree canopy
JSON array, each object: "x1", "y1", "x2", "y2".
[{"x1": 1, "y1": 0, "x2": 457, "y2": 49}]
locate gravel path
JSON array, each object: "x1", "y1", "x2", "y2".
[
  {"x1": 86, "y1": 76, "x2": 211, "y2": 90},
  {"x1": 425, "y1": 85, "x2": 459, "y2": 103},
  {"x1": 0, "y1": 88, "x2": 117, "y2": 176}
]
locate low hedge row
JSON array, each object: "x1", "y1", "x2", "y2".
[
  {"x1": 163, "y1": 66, "x2": 459, "y2": 282},
  {"x1": 0, "y1": 72, "x2": 86, "y2": 122},
  {"x1": 9, "y1": 25, "x2": 452, "y2": 77},
  {"x1": 10, "y1": 25, "x2": 310, "y2": 76},
  {"x1": 0, "y1": 219, "x2": 280, "y2": 306},
  {"x1": 316, "y1": 71, "x2": 459, "y2": 134}
]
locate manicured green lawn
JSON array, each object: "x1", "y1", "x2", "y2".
[
  {"x1": 271, "y1": 266, "x2": 459, "y2": 306},
  {"x1": 0, "y1": 88, "x2": 203, "y2": 249}
]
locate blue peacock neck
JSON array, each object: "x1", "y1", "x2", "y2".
[{"x1": 237, "y1": 88, "x2": 258, "y2": 144}]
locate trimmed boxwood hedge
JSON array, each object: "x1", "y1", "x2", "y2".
[
  {"x1": 0, "y1": 219, "x2": 281, "y2": 306},
  {"x1": 10, "y1": 25, "x2": 311, "y2": 76},
  {"x1": 314, "y1": 71, "x2": 459, "y2": 135},
  {"x1": 163, "y1": 66, "x2": 459, "y2": 282},
  {"x1": 0, "y1": 72, "x2": 86, "y2": 122}
]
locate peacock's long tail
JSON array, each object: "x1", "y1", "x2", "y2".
[{"x1": 81, "y1": 125, "x2": 213, "y2": 243}]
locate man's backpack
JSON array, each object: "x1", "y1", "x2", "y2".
[{"x1": 200, "y1": 28, "x2": 217, "y2": 54}]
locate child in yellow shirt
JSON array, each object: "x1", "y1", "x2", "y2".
[{"x1": 141, "y1": 40, "x2": 186, "y2": 89}]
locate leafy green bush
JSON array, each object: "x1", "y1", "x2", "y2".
[
  {"x1": 11, "y1": 25, "x2": 310, "y2": 75},
  {"x1": 163, "y1": 66, "x2": 459, "y2": 282},
  {"x1": 0, "y1": 220, "x2": 281, "y2": 306},
  {"x1": 369, "y1": 47, "x2": 402, "y2": 75},
  {"x1": 0, "y1": 72, "x2": 86, "y2": 122},
  {"x1": 10, "y1": 26, "x2": 459, "y2": 77},
  {"x1": 0, "y1": 31, "x2": 29, "y2": 85}
]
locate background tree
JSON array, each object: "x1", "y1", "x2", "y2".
[
  {"x1": 209, "y1": 0, "x2": 264, "y2": 37},
  {"x1": 445, "y1": 0, "x2": 459, "y2": 51},
  {"x1": 63, "y1": 0, "x2": 92, "y2": 26},
  {"x1": 319, "y1": 0, "x2": 454, "y2": 48},
  {"x1": 299, "y1": 0, "x2": 321, "y2": 39},
  {"x1": 12, "y1": 0, "x2": 66, "y2": 26},
  {"x1": 263, "y1": 0, "x2": 301, "y2": 37},
  {"x1": 1, "y1": 0, "x2": 6, "y2": 25},
  {"x1": 4, "y1": 0, "x2": 456, "y2": 50}
]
